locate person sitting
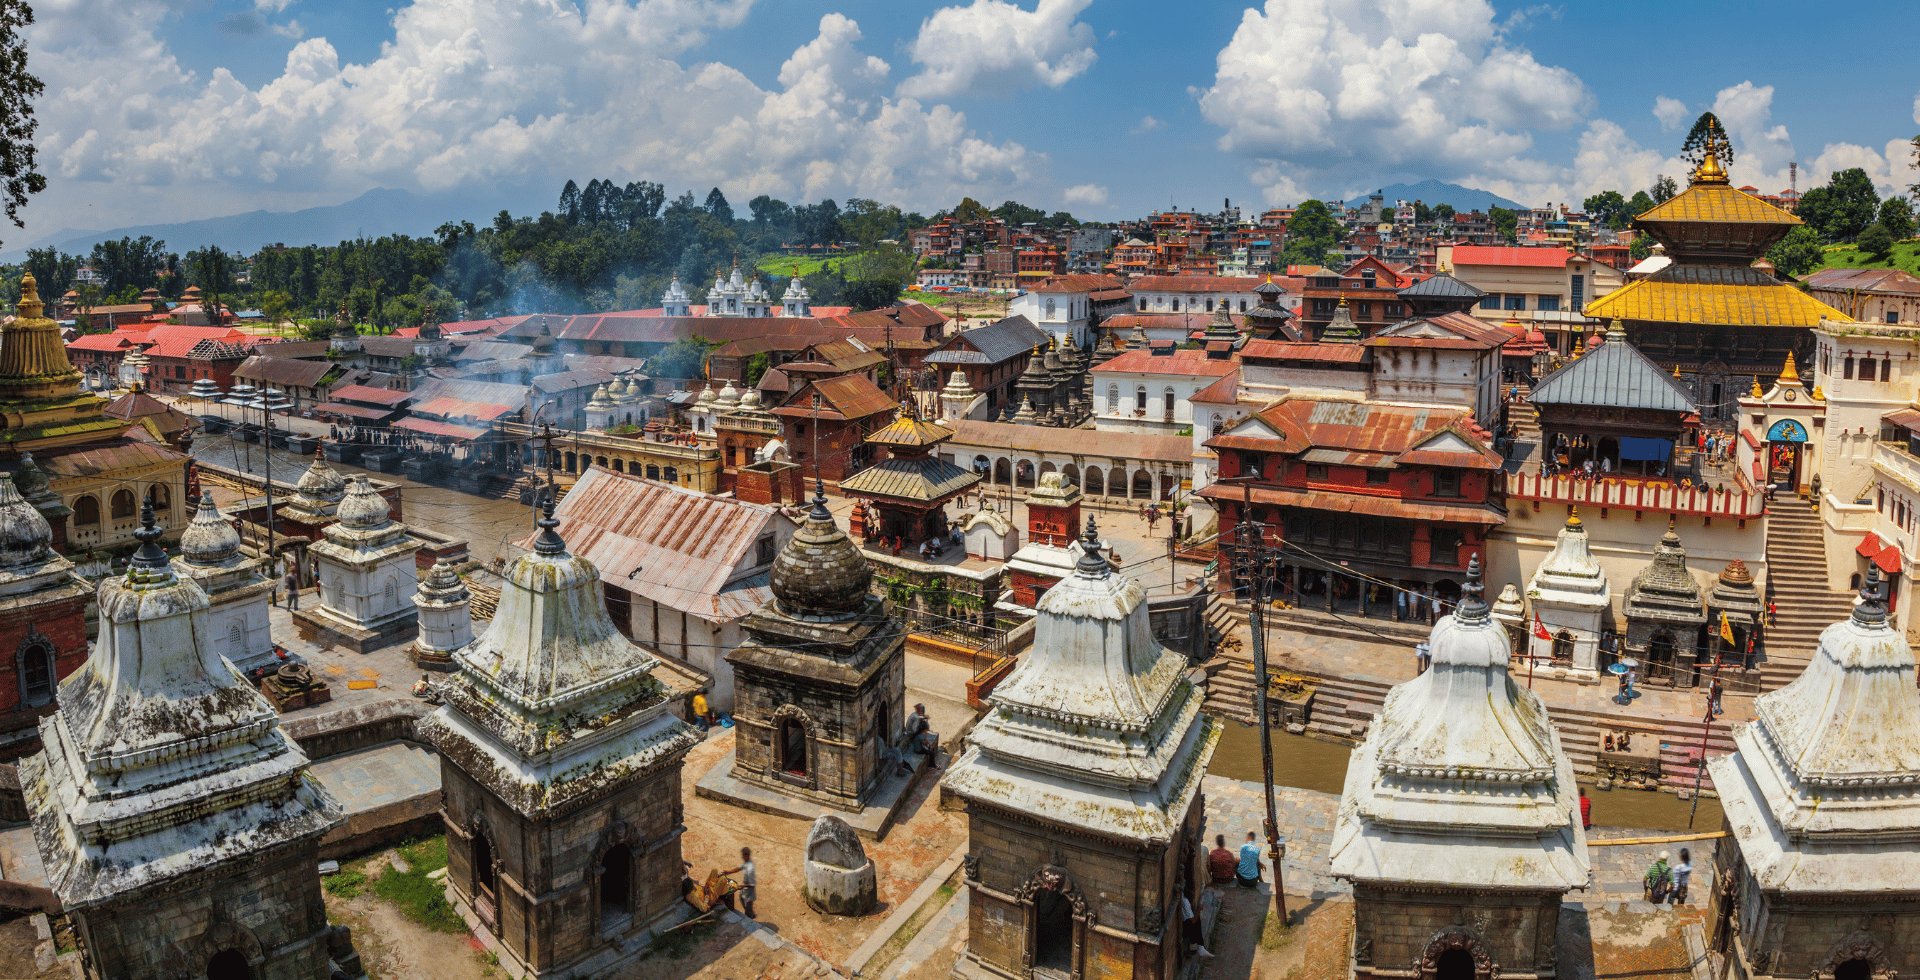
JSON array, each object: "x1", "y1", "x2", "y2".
[
  {"x1": 903, "y1": 703, "x2": 940, "y2": 766},
  {"x1": 411, "y1": 675, "x2": 436, "y2": 701},
  {"x1": 1207, "y1": 834, "x2": 1238, "y2": 885}
]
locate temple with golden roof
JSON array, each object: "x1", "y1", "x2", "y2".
[{"x1": 1589, "y1": 126, "x2": 1851, "y2": 423}]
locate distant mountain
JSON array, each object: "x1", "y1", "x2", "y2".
[
  {"x1": 0, "y1": 186, "x2": 531, "y2": 262},
  {"x1": 1344, "y1": 180, "x2": 1528, "y2": 213}
]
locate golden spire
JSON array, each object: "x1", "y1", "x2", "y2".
[
  {"x1": 1778, "y1": 352, "x2": 1800, "y2": 385},
  {"x1": 1811, "y1": 384, "x2": 1825, "y2": 400},
  {"x1": 0, "y1": 273, "x2": 82, "y2": 399},
  {"x1": 1750, "y1": 376, "x2": 1763, "y2": 397},
  {"x1": 16, "y1": 272, "x2": 42, "y2": 320},
  {"x1": 1565, "y1": 506, "x2": 1582, "y2": 529},
  {"x1": 1673, "y1": 363, "x2": 1682, "y2": 379},
  {"x1": 1692, "y1": 120, "x2": 1731, "y2": 186},
  {"x1": 1573, "y1": 336, "x2": 1586, "y2": 357}
]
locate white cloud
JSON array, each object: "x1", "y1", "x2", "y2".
[
  {"x1": 1197, "y1": 0, "x2": 1589, "y2": 204},
  {"x1": 1913, "y1": 89, "x2": 1920, "y2": 125},
  {"x1": 1653, "y1": 96, "x2": 1687, "y2": 131},
  {"x1": 21, "y1": 0, "x2": 1042, "y2": 231},
  {"x1": 1129, "y1": 115, "x2": 1163, "y2": 135},
  {"x1": 1062, "y1": 183, "x2": 1106, "y2": 205},
  {"x1": 255, "y1": 0, "x2": 296, "y2": 11},
  {"x1": 898, "y1": 0, "x2": 1097, "y2": 100}
]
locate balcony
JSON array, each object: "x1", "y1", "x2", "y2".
[
  {"x1": 1873, "y1": 440, "x2": 1920, "y2": 495},
  {"x1": 1502, "y1": 471, "x2": 1766, "y2": 519}
]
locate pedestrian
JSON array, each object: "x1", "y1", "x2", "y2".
[
  {"x1": 1394, "y1": 587, "x2": 1409, "y2": 622},
  {"x1": 1236, "y1": 831, "x2": 1263, "y2": 888},
  {"x1": 1181, "y1": 893, "x2": 1213, "y2": 959},
  {"x1": 1672, "y1": 848, "x2": 1693, "y2": 905},
  {"x1": 1626, "y1": 667, "x2": 1639, "y2": 698},
  {"x1": 1767, "y1": 600, "x2": 1777, "y2": 628},
  {"x1": 285, "y1": 570, "x2": 301, "y2": 610},
  {"x1": 1644, "y1": 851, "x2": 1672, "y2": 904},
  {"x1": 1709, "y1": 678, "x2": 1724, "y2": 718},
  {"x1": 1206, "y1": 834, "x2": 1237, "y2": 885},
  {"x1": 691, "y1": 692, "x2": 715, "y2": 731},
  {"x1": 1429, "y1": 591, "x2": 1443, "y2": 625},
  {"x1": 723, "y1": 847, "x2": 757, "y2": 919},
  {"x1": 1578, "y1": 791, "x2": 1592, "y2": 830}
]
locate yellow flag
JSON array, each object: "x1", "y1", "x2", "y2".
[{"x1": 1719, "y1": 611, "x2": 1735, "y2": 645}]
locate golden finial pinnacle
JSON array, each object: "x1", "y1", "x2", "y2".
[
  {"x1": 1565, "y1": 506, "x2": 1582, "y2": 528},
  {"x1": 1779, "y1": 352, "x2": 1800, "y2": 384},
  {"x1": 1750, "y1": 376, "x2": 1763, "y2": 397}
]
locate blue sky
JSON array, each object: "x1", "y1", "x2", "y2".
[{"x1": 16, "y1": 0, "x2": 1920, "y2": 239}]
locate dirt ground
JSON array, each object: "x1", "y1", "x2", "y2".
[
  {"x1": 0, "y1": 914, "x2": 65, "y2": 979},
  {"x1": 324, "y1": 853, "x2": 497, "y2": 980}
]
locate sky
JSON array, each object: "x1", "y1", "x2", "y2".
[{"x1": 14, "y1": 0, "x2": 1920, "y2": 240}]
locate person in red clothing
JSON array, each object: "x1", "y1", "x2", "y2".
[
  {"x1": 1206, "y1": 834, "x2": 1237, "y2": 885},
  {"x1": 1579, "y1": 791, "x2": 1593, "y2": 830}
]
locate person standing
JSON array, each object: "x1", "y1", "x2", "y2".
[
  {"x1": 1644, "y1": 851, "x2": 1672, "y2": 904},
  {"x1": 1672, "y1": 848, "x2": 1693, "y2": 905},
  {"x1": 285, "y1": 568, "x2": 301, "y2": 611},
  {"x1": 724, "y1": 847, "x2": 757, "y2": 919},
  {"x1": 1579, "y1": 791, "x2": 1592, "y2": 830},
  {"x1": 1236, "y1": 831, "x2": 1263, "y2": 889},
  {"x1": 1709, "y1": 678, "x2": 1724, "y2": 718},
  {"x1": 1207, "y1": 835, "x2": 1237, "y2": 886},
  {"x1": 1180, "y1": 893, "x2": 1212, "y2": 960}
]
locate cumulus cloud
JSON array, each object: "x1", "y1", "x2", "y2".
[
  {"x1": 898, "y1": 0, "x2": 1097, "y2": 100},
  {"x1": 1653, "y1": 96, "x2": 1687, "y2": 131},
  {"x1": 22, "y1": 0, "x2": 1041, "y2": 230},
  {"x1": 1062, "y1": 183, "x2": 1106, "y2": 205},
  {"x1": 1197, "y1": 0, "x2": 1589, "y2": 203},
  {"x1": 1129, "y1": 115, "x2": 1164, "y2": 135}
]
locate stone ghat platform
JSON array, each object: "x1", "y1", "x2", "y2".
[{"x1": 694, "y1": 744, "x2": 939, "y2": 841}]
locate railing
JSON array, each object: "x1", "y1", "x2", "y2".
[
  {"x1": 1502, "y1": 472, "x2": 1766, "y2": 519},
  {"x1": 1873, "y1": 441, "x2": 1920, "y2": 494}
]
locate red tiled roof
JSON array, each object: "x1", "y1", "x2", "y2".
[
  {"x1": 67, "y1": 334, "x2": 133, "y2": 351},
  {"x1": 1450, "y1": 246, "x2": 1572, "y2": 269},
  {"x1": 412, "y1": 397, "x2": 513, "y2": 421},
  {"x1": 768, "y1": 374, "x2": 895, "y2": 421},
  {"x1": 140, "y1": 325, "x2": 250, "y2": 360},
  {"x1": 330, "y1": 384, "x2": 412, "y2": 406},
  {"x1": 1240, "y1": 340, "x2": 1368, "y2": 364},
  {"x1": 1091, "y1": 348, "x2": 1238, "y2": 378}
]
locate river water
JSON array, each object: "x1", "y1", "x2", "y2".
[{"x1": 1207, "y1": 718, "x2": 1725, "y2": 832}]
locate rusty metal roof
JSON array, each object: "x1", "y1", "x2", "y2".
[
  {"x1": 838, "y1": 455, "x2": 980, "y2": 503},
  {"x1": 331, "y1": 384, "x2": 411, "y2": 406},
  {"x1": 312, "y1": 402, "x2": 398, "y2": 420},
  {"x1": 769, "y1": 374, "x2": 896, "y2": 421},
  {"x1": 39, "y1": 438, "x2": 183, "y2": 479},
  {"x1": 1195, "y1": 483, "x2": 1506, "y2": 525},
  {"x1": 515, "y1": 466, "x2": 794, "y2": 623},
  {"x1": 946, "y1": 420, "x2": 1194, "y2": 463},
  {"x1": 393, "y1": 418, "x2": 489, "y2": 440},
  {"x1": 234, "y1": 355, "x2": 344, "y2": 388}
]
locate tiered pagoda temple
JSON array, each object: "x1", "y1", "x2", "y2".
[
  {"x1": 839, "y1": 404, "x2": 980, "y2": 548},
  {"x1": 1589, "y1": 125, "x2": 1850, "y2": 422}
]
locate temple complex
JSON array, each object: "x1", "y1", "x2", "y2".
[
  {"x1": 945, "y1": 518, "x2": 1219, "y2": 980},
  {"x1": 1707, "y1": 565, "x2": 1920, "y2": 980},
  {"x1": 23, "y1": 505, "x2": 344, "y2": 980},
  {"x1": 698, "y1": 482, "x2": 918, "y2": 837},
  {"x1": 1330, "y1": 558, "x2": 1587, "y2": 980},
  {"x1": 421, "y1": 498, "x2": 701, "y2": 979},
  {"x1": 172, "y1": 491, "x2": 278, "y2": 674},
  {"x1": 0, "y1": 472, "x2": 90, "y2": 758},
  {"x1": 1589, "y1": 125, "x2": 1850, "y2": 423},
  {"x1": 839, "y1": 404, "x2": 980, "y2": 548}
]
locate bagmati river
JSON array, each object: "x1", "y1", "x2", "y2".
[{"x1": 1207, "y1": 718, "x2": 1726, "y2": 832}]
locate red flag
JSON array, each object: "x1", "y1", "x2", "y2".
[{"x1": 1532, "y1": 613, "x2": 1552, "y2": 641}]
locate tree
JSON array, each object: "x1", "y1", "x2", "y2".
[
  {"x1": 0, "y1": 0, "x2": 44, "y2": 249},
  {"x1": 1582, "y1": 190, "x2": 1628, "y2": 230},
  {"x1": 258, "y1": 289, "x2": 293, "y2": 332},
  {"x1": 89, "y1": 235, "x2": 167, "y2": 292},
  {"x1": 840, "y1": 245, "x2": 914, "y2": 311},
  {"x1": 185, "y1": 245, "x2": 235, "y2": 318},
  {"x1": 558, "y1": 179, "x2": 581, "y2": 226},
  {"x1": 1626, "y1": 190, "x2": 1657, "y2": 220},
  {"x1": 1765, "y1": 226, "x2": 1826, "y2": 277},
  {"x1": 1413, "y1": 201, "x2": 1432, "y2": 224},
  {"x1": 704, "y1": 187, "x2": 733, "y2": 224},
  {"x1": 22, "y1": 245, "x2": 74, "y2": 297},
  {"x1": 648, "y1": 335, "x2": 713, "y2": 380},
  {"x1": 1680, "y1": 112, "x2": 1733, "y2": 169},
  {"x1": 1629, "y1": 234, "x2": 1653, "y2": 261},
  {"x1": 1432, "y1": 203, "x2": 1456, "y2": 223},
  {"x1": 1879, "y1": 195, "x2": 1915, "y2": 241},
  {"x1": 1279, "y1": 199, "x2": 1339, "y2": 267},
  {"x1": 952, "y1": 197, "x2": 991, "y2": 222},
  {"x1": 993, "y1": 200, "x2": 1046, "y2": 227},
  {"x1": 1825, "y1": 169, "x2": 1880, "y2": 241},
  {"x1": 1489, "y1": 206, "x2": 1518, "y2": 242},
  {"x1": 1858, "y1": 222, "x2": 1895, "y2": 261},
  {"x1": 1651, "y1": 175, "x2": 1678, "y2": 204}
]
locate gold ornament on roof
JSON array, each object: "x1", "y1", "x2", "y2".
[
  {"x1": 1565, "y1": 506, "x2": 1582, "y2": 529},
  {"x1": 1750, "y1": 376, "x2": 1763, "y2": 397},
  {"x1": 1811, "y1": 384, "x2": 1825, "y2": 400},
  {"x1": 1692, "y1": 120, "x2": 1732, "y2": 186},
  {"x1": 1778, "y1": 352, "x2": 1800, "y2": 384}
]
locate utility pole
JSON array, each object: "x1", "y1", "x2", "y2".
[{"x1": 1236, "y1": 480, "x2": 1288, "y2": 928}]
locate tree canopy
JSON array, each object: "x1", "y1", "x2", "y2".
[
  {"x1": 1280, "y1": 200, "x2": 1339, "y2": 267},
  {"x1": 0, "y1": 0, "x2": 43, "y2": 249},
  {"x1": 1765, "y1": 226, "x2": 1826, "y2": 277},
  {"x1": 1796, "y1": 168, "x2": 1880, "y2": 242},
  {"x1": 1679, "y1": 112, "x2": 1732, "y2": 169},
  {"x1": 1879, "y1": 195, "x2": 1915, "y2": 240}
]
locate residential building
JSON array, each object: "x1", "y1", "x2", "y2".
[
  {"x1": 1803, "y1": 267, "x2": 1920, "y2": 324},
  {"x1": 1005, "y1": 274, "x2": 1127, "y2": 347},
  {"x1": 921, "y1": 315, "x2": 1050, "y2": 418},
  {"x1": 1126, "y1": 274, "x2": 1266, "y2": 316},
  {"x1": 1089, "y1": 346, "x2": 1238, "y2": 435},
  {"x1": 768, "y1": 374, "x2": 897, "y2": 485},
  {"x1": 1439, "y1": 244, "x2": 1622, "y2": 354},
  {"x1": 1297, "y1": 258, "x2": 1422, "y2": 340}
]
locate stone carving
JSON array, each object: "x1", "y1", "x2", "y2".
[
  {"x1": 1820, "y1": 931, "x2": 1886, "y2": 977},
  {"x1": 1138, "y1": 905, "x2": 1162, "y2": 936},
  {"x1": 1015, "y1": 866, "x2": 1090, "y2": 922},
  {"x1": 1355, "y1": 937, "x2": 1372, "y2": 965},
  {"x1": 963, "y1": 855, "x2": 980, "y2": 881},
  {"x1": 802, "y1": 815, "x2": 876, "y2": 916}
]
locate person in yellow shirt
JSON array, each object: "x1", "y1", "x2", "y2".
[{"x1": 692, "y1": 693, "x2": 715, "y2": 731}]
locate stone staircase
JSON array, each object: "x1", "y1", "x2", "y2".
[
  {"x1": 1201, "y1": 659, "x2": 1738, "y2": 795},
  {"x1": 1759, "y1": 504, "x2": 1856, "y2": 691}
]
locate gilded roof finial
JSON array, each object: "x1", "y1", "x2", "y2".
[
  {"x1": 1693, "y1": 121, "x2": 1731, "y2": 186},
  {"x1": 1811, "y1": 383, "x2": 1825, "y2": 400},
  {"x1": 1565, "y1": 505, "x2": 1582, "y2": 529},
  {"x1": 16, "y1": 273, "x2": 41, "y2": 320},
  {"x1": 1673, "y1": 363, "x2": 1682, "y2": 379},
  {"x1": 1750, "y1": 375, "x2": 1764, "y2": 398},
  {"x1": 1778, "y1": 351, "x2": 1800, "y2": 385}
]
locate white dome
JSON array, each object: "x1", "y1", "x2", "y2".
[
  {"x1": 295, "y1": 456, "x2": 347, "y2": 500},
  {"x1": 335, "y1": 476, "x2": 391, "y2": 528},
  {"x1": 178, "y1": 492, "x2": 242, "y2": 565},
  {"x1": 588, "y1": 384, "x2": 612, "y2": 406},
  {"x1": 739, "y1": 388, "x2": 762, "y2": 410},
  {"x1": 714, "y1": 382, "x2": 741, "y2": 409},
  {"x1": 0, "y1": 476, "x2": 50, "y2": 568},
  {"x1": 695, "y1": 386, "x2": 716, "y2": 405}
]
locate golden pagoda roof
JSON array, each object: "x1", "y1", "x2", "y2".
[
  {"x1": 866, "y1": 409, "x2": 955, "y2": 449},
  {"x1": 1634, "y1": 181, "x2": 1800, "y2": 228},
  {"x1": 1587, "y1": 264, "x2": 1851, "y2": 328}
]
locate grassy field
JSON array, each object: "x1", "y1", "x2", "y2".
[
  {"x1": 1815, "y1": 240, "x2": 1920, "y2": 273},
  {"x1": 757, "y1": 255, "x2": 842, "y2": 278}
]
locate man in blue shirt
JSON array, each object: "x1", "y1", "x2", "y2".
[{"x1": 1236, "y1": 831, "x2": 1263, "y2": 888}]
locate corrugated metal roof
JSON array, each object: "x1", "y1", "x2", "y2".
[
  {"x1": 935, "y1": 315, "x2": 1049, "y2": 364},
  {"x1": 313, "y1": 402, "x2": 400, "y2": 420},
  {"x1": 411, "y1": 377, "x2": 530, "y2": 408},
  {"x1": 1397, "y1": 272, "x2": 1487, "y2": 300},
  {"x1": 1804, "y1": 267, "x2": 1920, "y2": 296},
  {"x1": 457, "y1": 342, "x2": 534, "y2": 363},
  {"x1": 1450, "y1": 246, "x2": 1572, "y2": 269},
  {"x1": 234, "y1": 355, "x2": 344, "y2": 388},
  {"x1": 516, "y1": 466, "x2": 794, "y2": 623},
  {"x1": 412, "y1": 397, "x2": 514, "y2": 421},
  {"x1": 331, "y1": 384, "x2": 412, "y2": 405},
  {"x1": 1091, "y1": 348, "x2": 1238, "y2": 378},
  {"x1": 838, "y1": 455, "x2": 980, "y2": 503},
  {"x1": 770, "y1": 375, "x2": 895, "y2": 421},
  {"x1": 1240, "y1": 340, "x2": 1369, "y2": 364},
  {"x1": 531, "y1": 368, "x2": 615, "y2": 393},
  {"x1": 1530, "y1": 335, "x2": 1698, "y2": 413},
  {"x1": 39, "y1": 438, "x2": 182, "y2": 478},
  {"x1": 392, "y1": 418, "x2": 490, "y2": 440},
  {"x1": 1196, "y1": 483, "x2": 1506, "y2": 525}
]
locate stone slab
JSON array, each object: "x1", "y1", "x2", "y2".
[
  {"x1": 846, "y1": 845, "x2": 967, "y2": 974},
  {"x1": 291, "y1": 606, "x2": 418, "y2": 655},
  {"x1": 694, "y1": 744, "x2": 937, "y2": 842}
]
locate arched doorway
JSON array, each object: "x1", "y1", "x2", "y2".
[
  {"x1": 1023, "y1": 868, "x2": 1084, "y2": 976},
  {"x1": 1435, "y1": 948, "x2": 1475, "y2": 980},
  {"x1": 111, "y1": 489, "x2": 136, "y2": 520},
  {"x1": 472, "y1": 829, "x2": 498, "y2": 928},
  {"x1": 1085, "y1": 466, "x2": 1104, "y2": 496},
  {"x1": 1646, "y1": 630, "x2": 1676, "y2": 682},
  {"x1": 1552, "y1": 630, "x2": 1575, "y2": 667},
  {"x1": 778, "y1": 716, "x2": 808, "y2": 775},
  {"x1": 1835, "y1": 960, "x2": 1873, "y2": 980},
  {"x1": 1131, "y1": 469, "x2": 1152, "y2": 498},
  {"x1": 1061, "y1": 463, "x2": 1079, "y2": 488},
  {"x1": 600, "y1": 843, "x2": 632, "y2": 929},
  {"x1": 206, "y1": 948, "x2": 251, "y2": 980},
  {"x1": 994, "y1": 458, "x2": 1011, "y2": 485}
]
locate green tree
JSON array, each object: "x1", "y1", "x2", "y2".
[
  {"x1": 558, "y1": 179, "x2": 581, "y2": 226},
  {"x1": 648, "y1": 335, "x2": 713, "y2": 379},
  {"x1": 1629, "y1": 234, "x2": 1653, "y2": 261},
  {"x1": 1824, "y1": 169, "x2": 1881, "y2": 241},
  {"x1": 89, "y1": 235, "x2": 167, "y2": 292},
  {"x1": 1858, "y1": 222, "x2": 1895, "y2": 261},
  {"x1": 993, "y1": 200, "x2": 1046, "y2": 227},
  {"x1": 1412, "y1": 201, "x2": 1432, "y2": 223},
  {"x1": 704, "y1": 187, "x2": 733, "y2": 224},
  {"x1": 22, "y1": 245, "x2": 73, "y2": 296},
  {"x1": 840, "y1": 245, "x2": 914, "y2": 311},
  {"x1": 1626, "y1": 190, "x2": 1657, "y2": 220},
  {"x1": 1879, "y1": 195, "x2": 1915, "y2": 240},
  {"x1": 1489, "y1": 206, "x2": 1518, "y2": 242},
  {"x1": 1280, "y1": 199, "x2": 1339, "y2": 268},
  {"x1": 952, "y1": 197, "x2": 991, "y2": 222},
  {"x1": 1432, "y1": 203, "x2": 1456, "y2": 223},
  {"x1": 1680, "y1": 112, "x2": 1732, "y2": 169},
  {"x1": 1765, "y1": 226, "x2": 1826, "y2": 277},
  {"x1": 258, "y1": 289, "x2": 293, "y2": 332},
  {"x1": 0, "y1": 0, "x2": 44, "y2": 248},
  {"x1": 1582, "y1": 190, "x2": 1628, "y2": 229},
  {"x1": 1651, "y1": 175, "x2": 1678, "y2": 203}
]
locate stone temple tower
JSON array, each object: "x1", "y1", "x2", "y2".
[
  {"x1": 945, "y1": 518, "x2": 1219, "y2": 980},
  {"x1": 1330, "y1": 557, "x2": 1587, "y2": 980},
  {"x1": 24, "y1": 504, "x2": 343, "y2": 980},
  {"x1": 420, "y1": 498, "x2": 701, "y2": 979}
]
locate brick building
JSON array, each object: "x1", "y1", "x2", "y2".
[
  {"x1": 0, "y1": 473, "x2": 88, "y2": 759},
  {"x1": 921, "y1": 315, "x2": 1049, "y2": 418},
  {"x1": 769, "y1": 374, "x2": 897, "y2": 485}
]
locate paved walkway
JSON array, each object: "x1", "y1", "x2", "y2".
[{"x1": 309, "y1": 741, "x2": 440, "y2": 813}]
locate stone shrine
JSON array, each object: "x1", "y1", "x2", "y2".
[
  {"x1": 1330, "y1": 558, "x2": 1588, "y2": 980},
  {"x1": 411, "y1": 556, "x2": 474, "y2": 670},
  {"x1": 24, "y1": 505, "x2": 344, "y2": 980},
  {"x1": 1620, "y1": 520, "x2": 1707, "y2": 688},
  {"x1": 173, "y1": 492, "x2": 278, "y2": 673},
  {"x1": 1525, "y1": 509, "x2": 1611, "y2": 675},
  {"x1": 420, "y1": 498, "x2": 701, "y2": 980},
  {"x1": 276, "y1": 447, "x2": 349, "y2": 540},
  {"x1": 0, "y1": 473, "x2": 89, "y2": 758},
  {"x1": 1706, "y1": 565, "x2": 1920, "y2": 980},
  {"x1": 296, "y1": 475, "x2": 418, "y2": 652},
  {"x1": 945, "y1": 518, "x2": 1219, "y2": 980},
  {"x1": 1004, "y1": 472, "x2": 1082, "y2": 607},
  {"x1": 698, "y1": 483, "x2": 915, "y2": 837}
]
